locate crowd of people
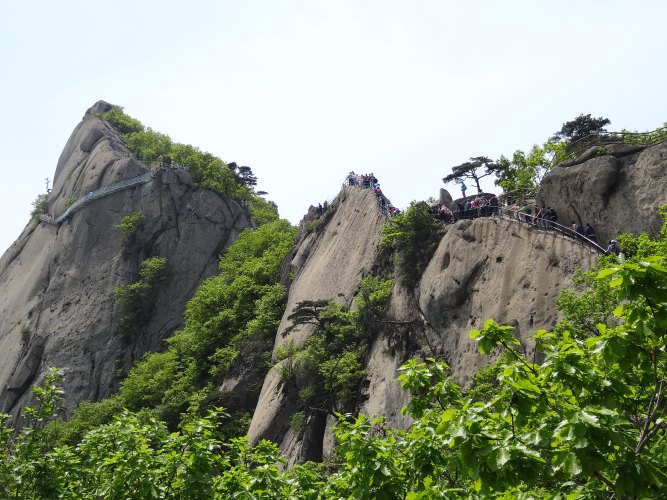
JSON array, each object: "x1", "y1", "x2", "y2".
[
  {"x1": 339, "y1": 172, "x2": 621, "y2": 256},
  {"x1": 428, "y1": 194, "x2": 500, "y2": 222},
  {"x1": 345, "y1": 172, "x2": 401, "y2": 216}
]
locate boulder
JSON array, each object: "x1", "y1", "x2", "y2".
[{"x1": 539, "y1": 141, "x2": 667, "y2": 244}]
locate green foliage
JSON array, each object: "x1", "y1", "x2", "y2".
[
  {"x1": 43, "y1": 396, "x2": 123, "y2": 447},
  {"x1": 619, "y1": 122, "x2": 667, "y2": 146},
  {"x1": 63, "y1": 196, "x2": 77, "y2": 209},
  {"x1": 101, "y1": 106, "x2": 274, "y2": 215},
  {"x1": 277, "y1": 276, "x2": 393, "y2": 417},
  {"x1": 114, "y1": 256, "x2": 168, "y2": 334},
  {"x1": 380, "y1": 201, "x2": 442, "y2": 285},
  {"x1": 290, "y1": 411, "x2": 307, "y2": 437},
  {"x1": 4, "y1": 224, "x2": 667, "y2": 497},
  {"x1": 247, "y1": 196, "x2": 280, "y2": 226},
  {"x1": 277, "y1": 300, "x2": 365, "y2": 412},
  {"x1": 99, "y1": 106, "x2": 144, "y2": 134},
  {"x1": 30, "y1": 192, "x2": 48, "y2": 220},
  {"x1": 553, "y1": 113, "x2": 611, "y2": 142},
  {"x1": 115, "y1": 210, "x2": 145, "y2": 243},
  {"x1": 126, "y1": 127, "x2": 173, "y2": 163},
  {"x1": 119, "y1": 221, "x2": 293, "y2": 427},
  {"x1": 443, "y1": 155, "x2": 497, "y2": 195},
  {"x1": 495, "y1": 145, "x2": 550, "y2": 196}
]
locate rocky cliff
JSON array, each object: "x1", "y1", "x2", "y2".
[
  {"x1": 247, "y1": 186, "x2": 601, "y2": 464},
  {"x1": 248, "y1": 139, "x2": 667, "y2": 463},
  {"x1": 539, "y1": 142, "x2": 667, "y2": 245},
  {"x1": 247, "y1": 187, "x2": 388, "y2": 464},
  {"x1": 0, "y1": 102, "x2": 251, "y2": 416}
]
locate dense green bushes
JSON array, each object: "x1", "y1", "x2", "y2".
[
  {"x1": 380, "y1": 201, "x2": 442, "y2": 285},
  {"x1": 114, "y1": 256, "x2": 169, "y2": 336},
  {"x1": 101, "y1": 106, "x2": 274, "y2": 223},
  {"x1": 45, "y1": 219, "x2": 296, "y2": 444},
  {"x1": 276, "y1": 276, "x2": 393, "y2": 416},
  {"x1": 30, "y1": 192, "x2": 48, "y2": 220},
  {"x1": 115, "y1": 210, "x2": 144, "y2": 244}
]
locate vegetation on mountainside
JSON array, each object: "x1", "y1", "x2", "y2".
[
  {"x1": 276, "y1": 276, "x2": 393, "y2": 416},
  {"x1": 30, "y1": 193, "x2": 49, "y2": 220},
  {"x1": 3, "y1": 206, "x2": 667, "y2": 497},
  {"x1": 380, "y1": 201, "x2": 442, "y2": 285},
  {"x1": 3, "y1": 198, "x2": 667, "y2": 497},
  {"x1": 100, "y1": 106, "x2": 278, "y2": 225},
  {"x1": 115, "y1": 211, "x2": 145, "y2": 245},
  {"x1": 552, "y1": 113, "x2": 611, "y2": 143},
  {"x1": 494, "y1": 144, "x2": 556, "y2": 197},
  {"x1": 45, "y1": 220, "x2": 295, "y2": 444},
  {"x1": 447, "y1": 115, "x2": 665, "y2": 199},
  {"x1": 114, "y1": 256, "x2": 169, "y2": 337}
]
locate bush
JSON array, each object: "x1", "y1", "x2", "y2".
[
  {"x1": 30, "y1": 193, "x2": 49, "y2": 220},
  {"x1": 114, "y1": 257, "x2": 168, "y2": 334},
  {"x1": 116, "y1": 211, "x2": 145, "y2": 244},
  {"x1": 380, "y1": 201, "x2": 442, "y2": 285},
  {"x1": 99, "y1": 106, "x2": 144, "y2": 134},
  {"x1": 277, "y1": 276, "x2": 393, "y2": 415},
  {"x1": 64, "y1": 197, "x2": 77, "y2": 209},
  {"x1": 100, "y1": 106, "x2": 275, "y2": 225}
]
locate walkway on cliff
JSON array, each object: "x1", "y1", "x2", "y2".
[
  {"x1": 340, "y1": 176, "x2": 607, "y2": 256},
  {"x1": 39, "y1": 167, "x2": 161, "y2": 225}
]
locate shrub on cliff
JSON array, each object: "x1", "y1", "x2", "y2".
[
  {"x1": 100, "y1": 106, "x2": 273, "y2": 221},
  {"x1": 381, "y1": 201, "x2": 442, "y2": 285},
  {"x1": 113, "y1": 257, "x2": 168, "y2": 335}
]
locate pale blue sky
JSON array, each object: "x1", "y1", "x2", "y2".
[{"x1": 1, "y1": 0, "x2": 666, "y2": 254}]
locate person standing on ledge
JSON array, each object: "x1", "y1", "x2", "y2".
[{"x1": 460, "y1": 182, "x2": 467, "y2": 198}]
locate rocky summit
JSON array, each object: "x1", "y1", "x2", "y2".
[{"x1": 0, "y1": 102, "x2": 251, "y2": 416}]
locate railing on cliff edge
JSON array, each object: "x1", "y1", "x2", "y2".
[
  {"x1": 552, "y1": 127, "x2": 667, "y2": 166},
  {"x1": 40, "y1": 162, "x2": 168, "y2": 226},
  {"x1": 450, "y1": 205, "x2": 607, "y2": 255}
]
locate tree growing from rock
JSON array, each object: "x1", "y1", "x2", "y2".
[
  {"x1": 443, "y1": 156, "x2": 497, "y2": 195},
  {"x1": 552, "y1": 113, "x2": 611, "y2": 142}
]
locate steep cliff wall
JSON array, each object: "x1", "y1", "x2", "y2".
[
  {"x1": 248, "y1": 190, "x2": 602, "y2": 465},
  {"x1": 247, "y1": 187, "x2": 387, "y2": 464},
  {"x1": 539, "y1": 141, "x2": 667, "y2": 245},
  {"x1": 0, "y1": 102, "x2": 251, "y2": 415}
]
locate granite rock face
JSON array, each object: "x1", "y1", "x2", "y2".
[
  {"x1": 247, "y1": 185, "x2": 602, "y2": 465},
  {"x1": 538, "y1": 141, "x2": 667, "y2": 245},
  {"x1": 247, "y1": 187, "x2": 387, "y2": 465},
  {"x1": 0, "y1": 102, "x2": 251, "y2": 416}
]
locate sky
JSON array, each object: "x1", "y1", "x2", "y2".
[{"x1": 1, "y1": 0, "x2": 666, "y2": 255}]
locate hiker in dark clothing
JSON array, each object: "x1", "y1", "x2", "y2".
[
  {"x1": 607, "y1": 240, "x2": 621, "y2": 255},
  {"x1": 584, "y1": 223, "x2": 597, "y2": 242}
]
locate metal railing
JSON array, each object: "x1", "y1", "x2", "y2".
[
  {"x1": 431, "y1": 205, "x2": 607, "y2": 255},
  {"x1": 40, "y1": 170, "x2": 155, "y2": 225},
  {"x1": 553, "y1": 127, "x2": 667, "y2": 165},
  {"x1": 492, "y1": 207, "x2": 607, "y2": 254}
]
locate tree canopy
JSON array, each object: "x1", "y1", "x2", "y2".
[
  {"x1": 443, "y1": 156, "x2": 497, "y2": 195},
  {"x1": 552, "y1": 113, "x2": 611, "y2": 142}
]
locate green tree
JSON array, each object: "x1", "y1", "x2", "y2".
[
  {"x1": 30, "y1": 192, "x2": 49, "y2": 220},
  {"x1": 443, "y1": 156, "x2": 498, "y2": 195},
  {"x1": 380, "y1": 201, "x2": 442, "y2": 285},
  {"x1": 494, "y1": 145, "x2": 550, "y2": 197},
  {"x1": 553, "y1": 113, "x2": 611, "y2": 142},
  {"x1": 114, "y1": 256, "x2": 169, "y2": 335},
  {"x1": 99, "y1": 106, "x2": 144, "y2": 134}
]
